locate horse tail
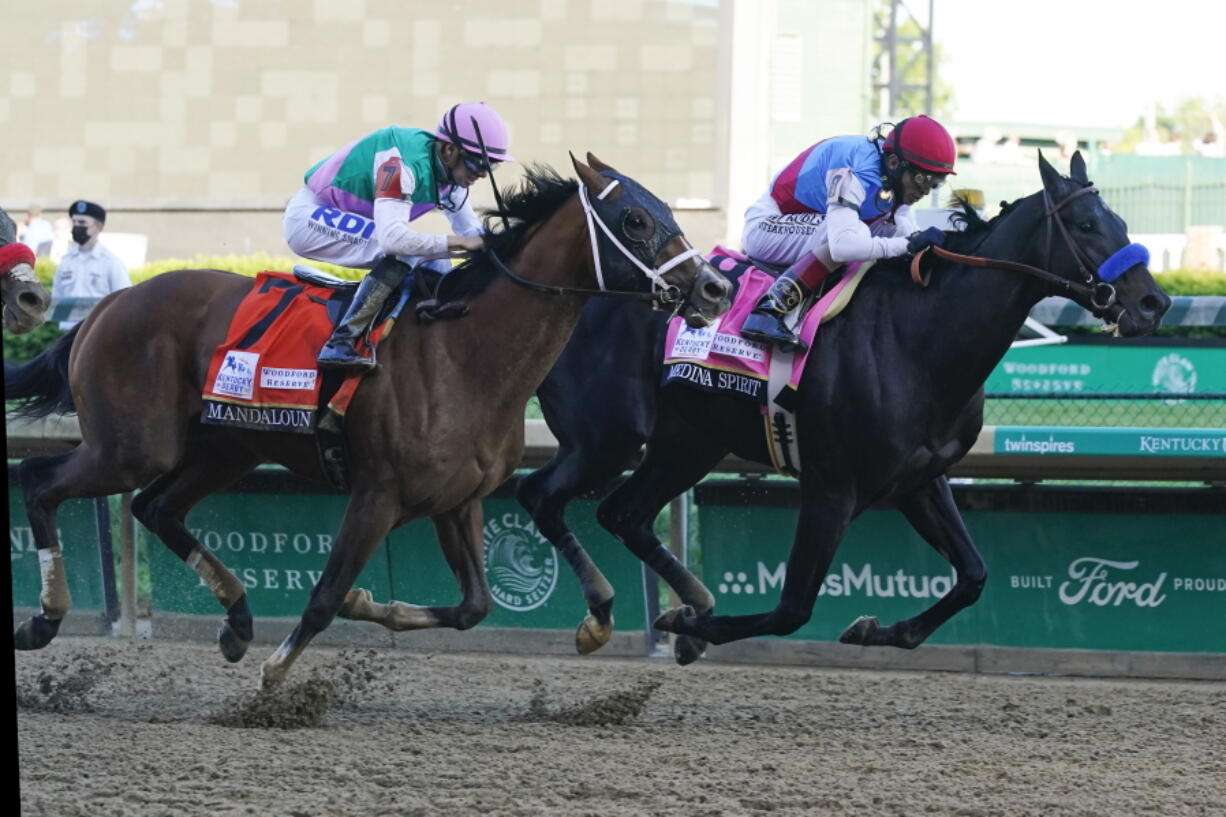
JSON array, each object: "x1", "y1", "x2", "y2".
[{"x1": 5, "y1": 326, "x2": 79, "y2": 419}]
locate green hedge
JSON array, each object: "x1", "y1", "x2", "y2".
[
  {"x1": 5, "y1": 256, "x2": 1225, "y2": 364},
  {"x1": 6, "y1": 255, "x2": 366, "y2": 363}
]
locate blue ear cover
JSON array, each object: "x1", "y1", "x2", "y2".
[{"x1": 1097, "y1": 243, "x2": 1149, "y2": 283}]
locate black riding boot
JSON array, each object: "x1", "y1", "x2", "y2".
[
  {"x1": 740, "y1": 253, "x2": 830, "y2": 353},
  {"x1": 316, "y1": 258, "x2": 410, "y2": 372}
]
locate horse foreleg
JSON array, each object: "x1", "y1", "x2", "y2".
[
  {"x1": 596, "y1": 417, "x2": 729, "y2": 665},
  {"x1": 15, "y1": 449, "x2": 147, "y2": 650},
  {"x1": 517, "y1": 444, "x2": 640, "y2": 654},
  {"x1": 339, "y1": 499, "x2": 492, "y2": 632},
  {"x1": 260, "y1": 491, "x2": 398, "y2": 689},
  {"x1": 130, "y1": 439, "x2": 260, "y2": 662},
  {"x1": 655, "y1": 484, "x2": 855, "y2": 651},
  {"x1": 839, "y1": 475, "x2": 986, "y2": 649}
]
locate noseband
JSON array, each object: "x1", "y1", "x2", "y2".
[{"x1": 910, "y1": 185, "x2": 1147, "y2": 321}]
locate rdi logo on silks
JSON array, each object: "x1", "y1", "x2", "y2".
[
  {"x1": 214, "y1": 351, "x2": 259, "y2": 399},
  {"x1": 483, "y1": 513, "x2": 559, "y2": 612}
]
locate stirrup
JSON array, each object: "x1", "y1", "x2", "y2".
[
  {"x1": 742, "y1": 313, "x2": 806, "y2": 353},
  {"x1": 316, "y1": 341, "x2": 375, "y2": 371}
]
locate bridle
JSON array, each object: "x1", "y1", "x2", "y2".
[
  {"x1": 910, "y1": 184, "x2": 1146, "y2": 322},
  {"x1": 481, "y1": 176, "x2": 704, "y2": 312}
]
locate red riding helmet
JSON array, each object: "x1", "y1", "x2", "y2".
[{"x1": 883, "y1": 115, "x2": 957, "y2": 174}]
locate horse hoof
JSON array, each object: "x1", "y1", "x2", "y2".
[
  {"x1": 217, "y1": 622, "x2": 250, "y2": 664},
  {"x1": 338, "y1": 588, "x2": 373, "y2": 620},
  {"x1": 13, "y1": 614, "x2": 61, "y2": 651},
  {"x1": 839, "y1": 615, "x2": 880, "y2": 645},
  {"x1": 653, "y1": 604, "x2": 695, "y2": 633},
  {"x1": 674, "y1": 635, "x2": 708, "y2": 666},
  {"x1": 259, "y1": 661, "x2": 285, "y2": 691},
  {"x1": 575, "y1": 612, "x2": 614, "y2": 655}
]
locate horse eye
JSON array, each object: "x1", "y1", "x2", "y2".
[{"x1": 1079, "y1": 220, "x2": 1095, "y2": 233}]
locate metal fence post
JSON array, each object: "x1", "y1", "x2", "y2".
[
  {"x1": 118, "y1": 492, "x2": 137, "y2": 637},
  {"x1": 1184, "y1": 159, "x2": 1193, "y2": 233},
  {"x1": 93, "y1": 496, "x2": 120, "y2": 631}
]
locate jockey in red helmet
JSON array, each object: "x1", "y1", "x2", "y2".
[
  {"x1": 741, "y1": 115, "x2": 958, "y2": 352},
  {"x1": 283, "y1": 101, "x2": 515, "y2": 371}
]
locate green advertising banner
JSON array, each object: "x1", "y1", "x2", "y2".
[
  {"x1": 8, "y1": 477, "x2": 107, "y2": 612},
  {"x1": 384, "y1": 494, "x2": 648, "y2": 631},
  {"x1": 994, "y1": 426, "x2": 1226, "y2": 457},
  {"x1": 147, "y1": 474, "x2": 647, "y2": 631},
  {"x1": 697, "y1": 490, "x2": 1226, "y2": 654},
  {"x1": 988, "y1": 344, "x2": 1226, "y2": 395},
  {"x1": 148, "y1": 487, "x2": 393, "y2": 619}
]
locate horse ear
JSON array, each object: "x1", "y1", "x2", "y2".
[
  {"x1": 1037, "y1": 149, "x2": 1063, "y2": 195},
  {"x1": 570, "y1": 151, "x2": 622, "y2": 199},
  {"x1": 586, "y1": 153, "x2": 619, "y2": 175},
  {"x1": 1069, "y1": 150, "x2": 1089, "y2": 185}
]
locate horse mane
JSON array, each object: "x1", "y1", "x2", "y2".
[
  {"x1": 872, "y1": 194, "x2": 1029, "y2": 279},
  {"x1": 436, "y1": 163, "x2": 579, "y2": 301}
]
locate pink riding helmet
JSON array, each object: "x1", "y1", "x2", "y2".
[{"x1": 435, "y1": 102, "x2": 515, "y2": 163}]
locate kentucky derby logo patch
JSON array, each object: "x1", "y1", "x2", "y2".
[
  {"x1": 213, "y1": 351, "x2": 259, "y2": 399},
  {"x1": 483, "y1": 512, "x2": 559, "y2": 612}
]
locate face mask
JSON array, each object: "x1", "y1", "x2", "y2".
[{"x1": 72, "y1": 225, "x2": 90, "y2": 245}]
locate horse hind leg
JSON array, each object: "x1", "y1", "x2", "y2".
[
  {"x1": 339, "y1": 499, "x2": 492, "y2": 633},
  {"x1": 15, "y1": 448, "x2": 150, "y2": 650},
  {"x1": 839, "y1": 476, "x2": 987, "y2": 649},
  {"x1": 129, "y1": 440, "x2": 261, "y2": 662}
]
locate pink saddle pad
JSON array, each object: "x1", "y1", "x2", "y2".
[{"x1": 662, "y1": 247, "x2": 857, "y2": 408}]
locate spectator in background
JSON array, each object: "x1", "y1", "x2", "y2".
[
  {"x1": 1055, "y1": 130, "x2": 1080, "y2": 162},
  {"x1": 996, "y1": 134, "x2": 1026, "y2": 164},
  {"x1": 18, "y1": 204, "x2": 54, "y2": 257},
  {"x1": 1193, "y1": 113, "x2": 1224, "y2": 158},
  {"x1": 52, "y1": 200, "x2": 131, "y2": 330},
  {"x1": 970, "y1": 125, "x2": 1002, "y2": 163}
]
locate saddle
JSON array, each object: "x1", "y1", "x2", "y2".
[{"x1": 291, "y1": 262, "x2": 470, "y2": 324}]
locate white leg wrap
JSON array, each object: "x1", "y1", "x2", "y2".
[
  {"x1": 187, "y1": 548, "x2": 245, "y2": 609},
  {"x1": 38, "y1": 548, "x2": 72, "y2": 620}
]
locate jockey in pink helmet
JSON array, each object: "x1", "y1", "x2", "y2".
[
  {"x1": 283, "y1": 101, "x2": 514, "y2": 371},
  {"x1": 740, "y1": 115, "x2": 957, "y2": 352}
]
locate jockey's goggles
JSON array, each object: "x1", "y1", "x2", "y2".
[
  {"x1": 911, "y1": 169, "x2": 947, "y2": 190},
  {"x1": 462, "y1": 151, "x2": 500, "y2": 175}
]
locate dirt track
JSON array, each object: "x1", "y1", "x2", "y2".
[{"x1": 14, "y1": 636, "x2": 1226, "y2": 816}]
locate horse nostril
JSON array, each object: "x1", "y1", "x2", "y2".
[
  {"x1": 18, "y1": 292, "x2": 44, "y2": 310},
  {"x1": 702, "y1": 280, "x2": 728, "y2": 302},
  {"x1": 1139, "y1": 293, "x2": 1167, "y2": 318}
]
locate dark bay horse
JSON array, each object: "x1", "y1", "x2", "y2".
[
  {"x1": 6, "y1": 155, "x2": 731, "y2": 687},
  {"x1": 0, "y1": 207, "x2": 52, "y2": 334},
  {"x1": 518, "y1": 151, "x2": 1171, "y2": 663}
]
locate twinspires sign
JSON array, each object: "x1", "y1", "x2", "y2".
[
  {"x1": 994, "y1": 426, "x2": 1226, "y2": 457},
  {"x1": 697, "y1": 493, "x2": 1226, "y2": 653}
]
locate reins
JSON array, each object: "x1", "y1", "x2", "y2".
[{"x1": 908, "y1": 185, "x2": 1123, "y2": 317}]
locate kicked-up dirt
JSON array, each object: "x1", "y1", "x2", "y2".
[{"x1": 14, "y1": 636, "x2": 1226, "y2": 816}]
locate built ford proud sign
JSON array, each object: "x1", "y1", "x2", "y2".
[{"x1": 694, "y1": 481, "x2": 1226, "y2": 658}]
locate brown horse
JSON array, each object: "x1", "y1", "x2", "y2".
[
  {"x1": 7, "y1": 155, "x2": 731, "y2": 687},
  {"x1": 0, "y1": 207, "x2": 52, "y2": 334}
]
